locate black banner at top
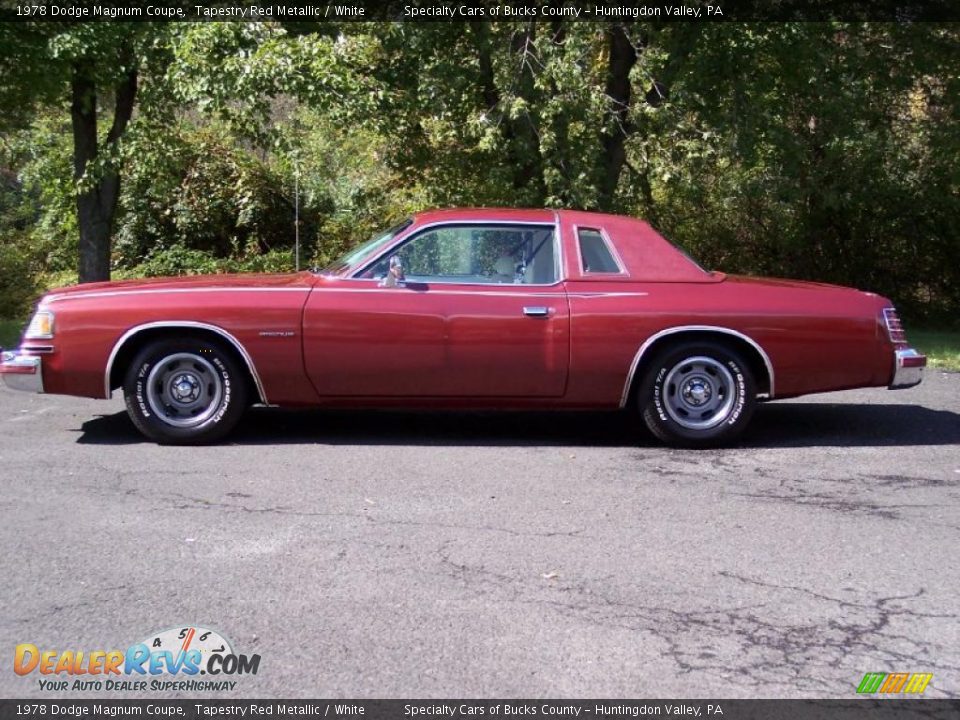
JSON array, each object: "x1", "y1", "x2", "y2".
[
  {"x1": 0, "y1": 0, "x2": 957, "y2": 23},
  {"x1": 1, "y1": 700, "x2": 960, "y2": 720}
]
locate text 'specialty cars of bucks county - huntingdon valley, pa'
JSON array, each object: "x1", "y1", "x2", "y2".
[{"x1": 0, "y1": 208, "x2": 926, "y2": 447}]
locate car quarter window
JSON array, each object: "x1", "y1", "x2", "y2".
[
  {"x1": 361, "y1": 224, "x2": 558, "y2": 285},
  {"x1": 577, "y1": 228, "x2": 623, "y2": 274}
]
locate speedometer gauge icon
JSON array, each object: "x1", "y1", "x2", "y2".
[{"x1": 138, "y1": 626, "x2": 233, "y2": 671}]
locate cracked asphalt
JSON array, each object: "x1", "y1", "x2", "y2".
[{"x1": 1, "y1": 370, "x2": 958, "y2": 699}]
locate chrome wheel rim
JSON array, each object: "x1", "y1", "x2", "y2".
[
  {"x1": 663, "y1": 356, "x2": 737, "y2": 430},
  {"x1": 146, "y1": 353, "x2": 223, "y2": 428}
]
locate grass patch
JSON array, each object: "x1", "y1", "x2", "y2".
[
  {"x1": 910, "y1": 330, "x2": 960, "y2": 372},
  {"x1": 0, "y1": 318, "x2": 23, "y2": 350}
]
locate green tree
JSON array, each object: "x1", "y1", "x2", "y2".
[
  {"x1": 0, "y1": 22, "x2": 170, "y2": 282},
  {"x1": 0, "y1": 19, "x2": 956, "y2": 321},
  {"x1": 635, "y1": 23, "x2": 960, "y2": 317}
]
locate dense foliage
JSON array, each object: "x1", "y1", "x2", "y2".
[{"x1": 0, "y1": 21, "x2": 956, "y2": 322}]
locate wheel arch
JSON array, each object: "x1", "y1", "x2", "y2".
[
  {"x1": 619, "y1": 325, "x2": 775, "y2": 408},
  {"x1": 105, "y1": 321, "x2": 268, "y2": 404}
]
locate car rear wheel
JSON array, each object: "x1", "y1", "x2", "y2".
[
  {"x1": 638, "y1": 341, "x2": 756, "y2": 447},
  {"x1": 123, "y1": 338, "x2": 248, "y2": 445}
]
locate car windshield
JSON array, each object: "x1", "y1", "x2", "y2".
[{"x1": 321, "y1": 219, "x2": 413, "y2": 275}]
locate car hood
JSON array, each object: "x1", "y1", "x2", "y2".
[{"x1": 43, "y1": 271, "x2": 318, "y2": 301}]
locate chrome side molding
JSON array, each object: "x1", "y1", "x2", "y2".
[
  {"x1": 619, "y1": 325, "x2": 776, "y2": 408},
  {"x1": 103, "y1": 321, "x2": 269, "y2": 404}
]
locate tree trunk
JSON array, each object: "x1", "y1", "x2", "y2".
[
  {"x1": 507, "y1": 24, "x2": 546, "y2": 203},
  {"x1": 469, "y1": 22, "x2": 546, "y2": 204},
  {"x1": 71, "y1": 60, "x2": 137, "y2": 283},
  {"x1": 597, "y1": 26, "x2": 638, "y2": 211},
  {"x1": 472, "y1": 22, "x2": 500, "y2": 111}
]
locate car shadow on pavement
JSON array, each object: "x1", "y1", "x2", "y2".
[{"x1": 76, "y1": 402, "x2": 960, "y2": 448}]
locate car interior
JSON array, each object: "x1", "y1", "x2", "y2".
[{"x1": 362, "y1": 224, "x2": 558, "y2": 285}]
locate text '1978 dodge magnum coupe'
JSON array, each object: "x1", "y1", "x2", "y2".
[{"x1": 0, "y1": 209, "x2": 926, "y2": 446}]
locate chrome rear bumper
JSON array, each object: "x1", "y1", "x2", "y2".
[
  {"x1": 0, "y1": 351, "x2": 44, "y2": 393},
  {"x1": 889, "y1": 347, "x2": 926, "y2": 390}
]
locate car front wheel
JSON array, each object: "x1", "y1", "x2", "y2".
[
  {"x1": 123, "y1": 338, "x2": 248, "y2": 445},
  {"x1": 638, "y1": 341, "x2": 756, "y2": 447}
]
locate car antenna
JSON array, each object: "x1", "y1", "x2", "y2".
[{"x1": 294, "y1": 153, "x2": 300, "y2": 272}]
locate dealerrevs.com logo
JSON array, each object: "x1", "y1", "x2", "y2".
[{"x1": 14, "y1": 626, "x2": 260, "y2": 692}]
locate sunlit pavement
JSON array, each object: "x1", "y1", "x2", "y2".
[{"x1": 1, "y1": 371, "x2": 958, "y2": 698}]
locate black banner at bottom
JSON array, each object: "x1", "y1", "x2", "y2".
[{"x1": 1, "y1": 700, "x2": 959, "y2": 720}]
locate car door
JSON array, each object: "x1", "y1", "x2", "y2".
[{"x1": 302, "y1": 222, "x2": 570, "y2": 398}]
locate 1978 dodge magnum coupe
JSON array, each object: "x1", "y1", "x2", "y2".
[{"x1": 0, "y1": 208, "x2": 926, "y2": 446}]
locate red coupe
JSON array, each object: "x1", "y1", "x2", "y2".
[{"x1": 0, "y1": 208, "x2": 926, "y2": 446}]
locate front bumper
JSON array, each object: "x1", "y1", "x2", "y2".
[
  {"x1": 0, "y1": 351, "x2": 44, "y2": 393},
  {"x1": 889, "y1": 347, "x2": 926, "y2": 390}
]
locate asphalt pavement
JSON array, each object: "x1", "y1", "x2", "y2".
[{"x1": 1, "y1": 371, "x2": 958, "y2": 699}]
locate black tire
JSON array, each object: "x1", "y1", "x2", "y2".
[
  {"x1": 123, "y1": 338, "x2": 248, "y2": 445},
  {"x1": 638, "y1": 341, "x2": 756, "y2": 448}
]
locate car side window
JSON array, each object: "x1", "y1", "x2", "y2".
[
  {"x1": 364, "y1": 224, "x2": 558, "y2": 285},
  {"x1": 577, "y1": 228, "x2": 622, "y2": 274}
]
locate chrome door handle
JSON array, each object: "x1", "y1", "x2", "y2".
[{"x1": 523, "y1": 306, "x2": 550, "y2": 317}]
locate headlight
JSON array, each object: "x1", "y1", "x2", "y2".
[{"x1": 24, "y1": 310, "x2": 55, "y2": 340}]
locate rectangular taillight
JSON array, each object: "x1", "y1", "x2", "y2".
[{"x1": 882, "y1": 308, "x2": 906, "y2": 344}]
